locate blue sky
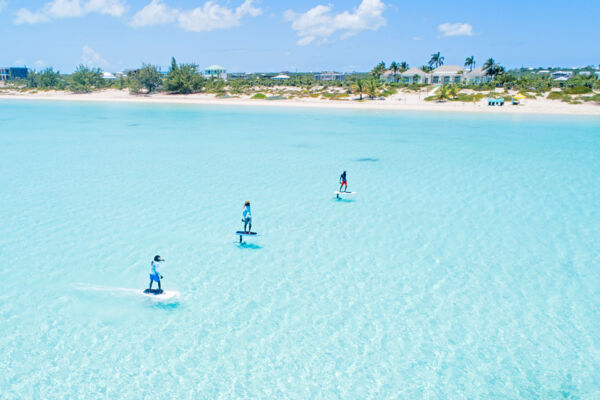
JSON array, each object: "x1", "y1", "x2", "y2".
[{"x1": 1, "y1": 0, "x2": 598, "y2": 73}]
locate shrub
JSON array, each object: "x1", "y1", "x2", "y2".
[
  {"x1": 547, "y1": 91, "x2": 568, "y2": 101},
  {"x1": 266, "y1": 95, "x2": 286, "y2": 100},
  {"x1": 563, "y1": 86, "x2": 592, "y2": 95},
  {"x1": 251, "y1": 93, "x2": 266, "y2": 99}
]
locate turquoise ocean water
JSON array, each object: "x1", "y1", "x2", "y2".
[{"x1": 1, "y1": 100, "x2": 599, "y2": 398}]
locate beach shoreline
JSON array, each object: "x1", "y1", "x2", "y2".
[{"x1": 1, "y1": 89, "x2": 599, "y2": 116}]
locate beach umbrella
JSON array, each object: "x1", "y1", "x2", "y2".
[{"x1": 514, "y1": 93, "x2": 527, "y2": 100}]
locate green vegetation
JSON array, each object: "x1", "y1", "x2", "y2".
[
  {"x1": 70, "y1": 65, "x2": 103, "y2": 93},
  {"x1": 128, "y1": 64, "x2": 161, "y2": 94},
  {"x1": 563, "y1": 86, "x2": 592, "y2": 95},
  {"x1": 464, "y1": 56, "x2": 475, "y2": 72},
  {"x1": 164, "y1": 57, "x2": 204, "y2": 94},
  {"x1": 354, "y1": 79, "x2": 365, "y2": 100},
  {"x1": 27, "y1": 68, "x2": 65, "y2": 90},
  {"x1": 428, "y1": 52, "x2": 445, "y2": 69},
  {"x1": 1, "y1": 55, "x2": 597, "y2": 104}
]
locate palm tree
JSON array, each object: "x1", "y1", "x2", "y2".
[
  {"x1": 428, "y1": 52, "x2": 445, "y2": 69},
  {"x1": 399, "y1": 61, "x2": 409, "y2": 72},
  {"x1": 465, "y1": 56, "x2": 475, "y2": 72},
  {"x1": 390, "y1": 61, "x2": 399, "y2": 82},
  {"x1": 437, "y1": 85, "x2": 449, "y2": 102},
  {"x1": 483, "y1": 58, "x2": 504, "y2": 79},
  {"x1": 366, "y1": 79, "x2": 378, "y2": 99},
  {"x1": 448, "y1": 85, "x2": 458, "y2": 99},
  {"x1": 354, "y1": 79, "x2": 365, "y2": 100},
  {"x1": 370, "y1": 61, "x2": 386, "y2": 77}
]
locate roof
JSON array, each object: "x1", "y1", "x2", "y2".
[
  {"x1": 432, "y1": 65, "x2": 464, "y2": 74},
  {"x1": 204, "y1": 65, "x2": 225, "y2": 70},
  {"x1": 401, "y1": 67, "x2": 427, "y2": 76},
  {"x1": 273, "y1": 74, "x2": 290, "y2": 79},
  {"x1": 465, "y1": 67, "x2": 485, "y2": 76}
]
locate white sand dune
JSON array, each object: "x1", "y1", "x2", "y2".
[{"x1": 1, "y1": 88, "x2": 599, "y2": 116}]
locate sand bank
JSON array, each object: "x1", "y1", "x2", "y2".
[{"x1": 1, "y1": 89, "x2": 599, "y2": 116}]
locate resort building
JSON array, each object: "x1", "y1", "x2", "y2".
[
  {"x1": 430, "y1": 65, "x2": 464, "y2": 85},
  {"x1": 203, "y1": 65, "x2": 227, "y2": 80},
  {"x1": 273, "y1": 74, "x2": 291, "y2": 81},
  {"x1": 465, "y1": 67, "x2": 491, "y2": 84},
  {"x1": 314, "y1": 71, "x2": 345, "y2": 81},
  {"x1": 102, "y1": 72, "x2": 116, "y2": 80},
  {"x1": 578, "y1": 71, "x2": 591, "y2": 76},
  {"x1": 381, "y1": 66, "x2": 490, "y2": 85},
  {"x1": 550, "y1": 71, "x2": 573, "y2": 80},
  {"x1": 0, "y1": 67, "x2": 29, "y2": 81},
  {"x1": 399, "y1": 67, "x2": 430, "y2": 84}
]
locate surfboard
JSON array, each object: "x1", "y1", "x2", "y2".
[
  {"x1": 334, "y1": 191, "x2": 356, "y2": 195},
  {"x1": 141, "y1": 289, "x2": 180, "y2": 302},
  {"x1": 236, "y1": 231, "x2": 259, "y2": 243}
]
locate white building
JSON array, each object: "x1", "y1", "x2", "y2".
[
  {"x1": 273, "y1": 74, "x2": 290, "y2": 80},
  {"x1": 465, "y1": 67, "x2": 491, "y2": 84},
  {"x1": 578, "y1": 71, "x2": 591, "y2": 76},
  {"x1": 102, "y1": 72, "x2": 116, "y2": 80},
  {"x1": 203, "y1": 65, "x2": 227, "y2": 80},
  {"x1": 399, "y1": 67, "x2": 430, "y2": 84},
  {"x1": 550, "y1": 71, "x2": 573, "y2": 80},
  {"x1": 430, "y1": 65, "x2": 464, "y2": 85},
  {"x1": 314, "y1": 71, "x2": 345, "y2": 81}
]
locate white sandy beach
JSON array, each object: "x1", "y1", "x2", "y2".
[{"x1": 1, "y1": 88, "x2": 599, "y2": 116}]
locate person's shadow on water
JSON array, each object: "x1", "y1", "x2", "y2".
[{"x1": 237, "y1": 242, "x2": 262, "y2": 249}]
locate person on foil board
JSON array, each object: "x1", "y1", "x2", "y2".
[
  {"x1": 339, "y1": 171, "x2": 348, "y2": 192},
  {"x1": 147, "y1": 255, "x2": 164, "y2": 293},
  {"x1": 242, "y1": 201, "x2": 252, "y2": 233}
]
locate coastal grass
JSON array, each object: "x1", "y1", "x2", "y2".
[{"x1": 251, "y1": 93, "x2": 267, "y2": 99}]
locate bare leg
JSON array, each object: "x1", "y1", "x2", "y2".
[{"x1": 149, "y1": 280, "x2": 153, "y2": 290}]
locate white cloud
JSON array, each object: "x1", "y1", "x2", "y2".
[
  {"x1": 130, "y1": 0, "x2": 177, "y2": 26},
  {"x1": 81, "y1": 45, "x2": 109, "y2": 68},
  {"x1": 437, "y1": 22, "x2": 474, "y2": 37},
  {"x1": 14, "y1": 0, "x2": 126, "y2": 24},
  {"x1": 131, "y1": 0, "x2": 261, "y2": 32},
  {"x1": 35, "y1": 60, "x2": 47, "y2": 69},
  {"x1": 284, "y1": 0, "x2": 386, "y2": 46}
]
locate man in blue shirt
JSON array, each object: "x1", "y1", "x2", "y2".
[
  {"x1": 148, "y1": 255, "x2": 164, "y2": 292},
  {"x1": 242, "y1": 201, "x2": 252, "y2": 233}
]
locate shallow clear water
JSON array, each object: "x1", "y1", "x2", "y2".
[{"x1": 1, "y1": 100, "x2": 599, "y2": 399}]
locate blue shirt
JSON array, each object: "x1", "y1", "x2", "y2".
[{"x1": 243, "y1": 205, "x2": 251, "y2": 219}]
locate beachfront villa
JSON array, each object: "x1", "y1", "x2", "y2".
[
  {"x1": 400, "y1": 67, "x2": 430, "y2": 83},
  {"x1": 431, "y1": 65, "x2": 464, "y2": 85},
  {"x1": 381, "y1": 65, "x2": 490, "y2": 85},
  {"x1": 102, "y1": 72, "x2": 116, "y2": 80},
  {"x1": 314, "y1": 71, "x2": 345, "y2": 81},
  {"x1": 273, "y1": 74, "x2": 291, "y2": 81},
  {"x1": 203, "y1": 65, "x2": 227, "y2": 80},
  {"x1": 464, "y1": 67, "x2": 491, "y2": 84},
  {"x1": 551, "y1": 71, "x2": 573, "y2": 80}
]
